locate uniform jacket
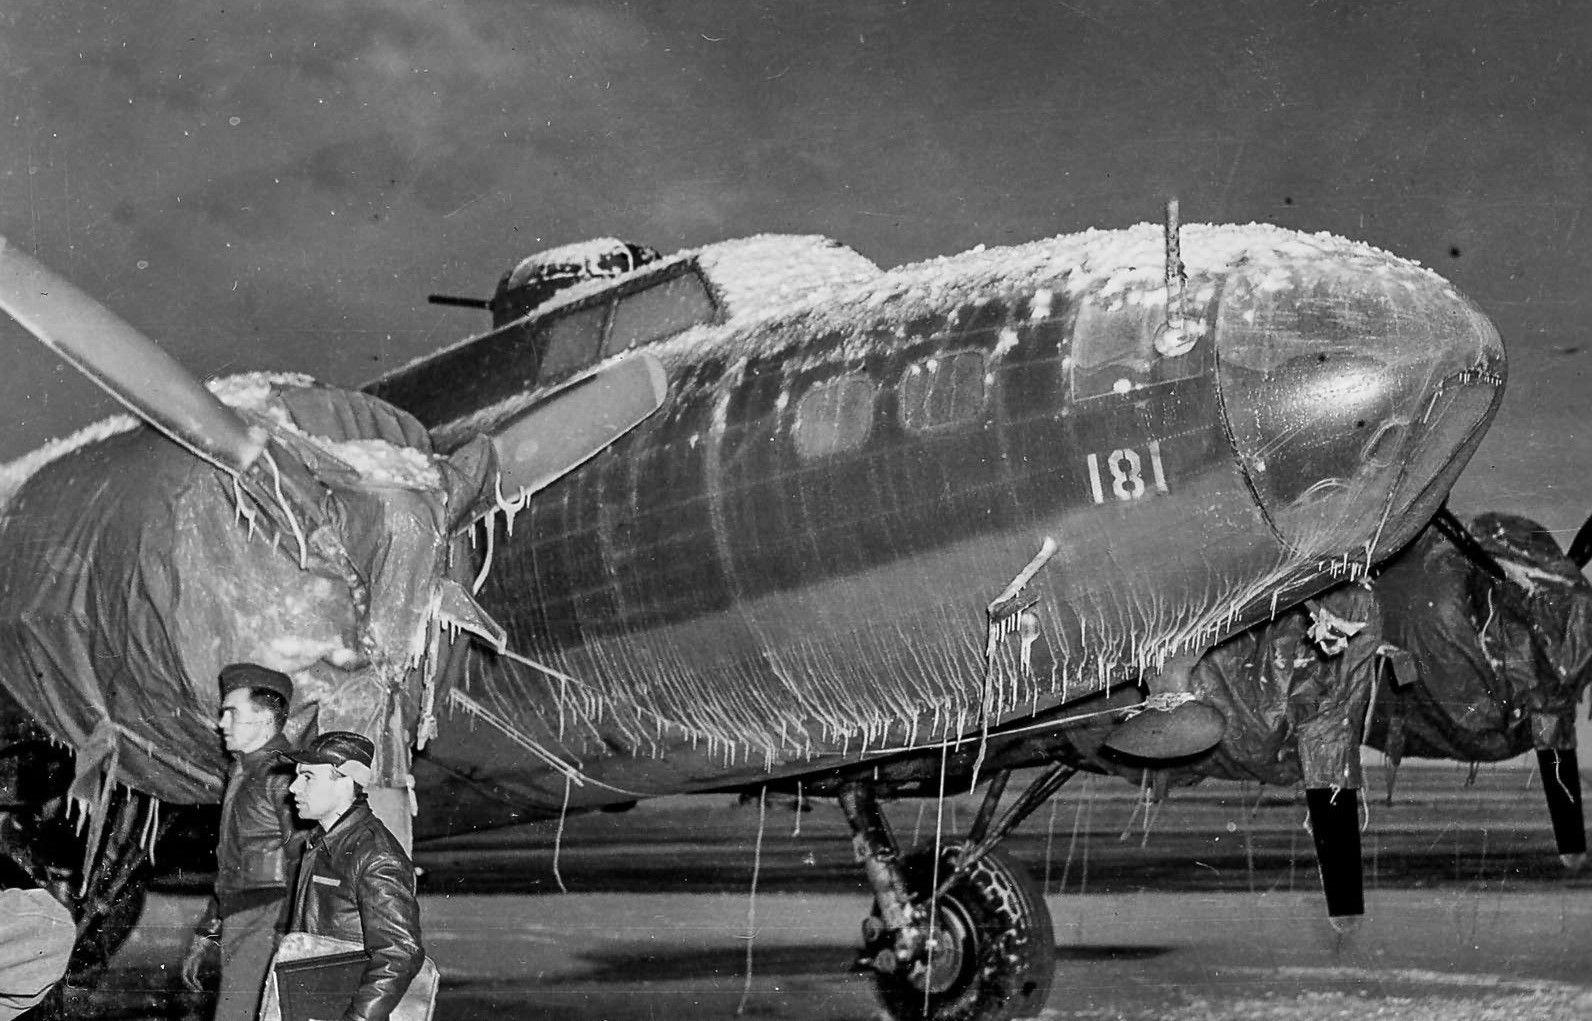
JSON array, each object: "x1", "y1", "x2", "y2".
[
  {"x1": 287, "y1": 801, "x2": 423, "y2": 1021},
  {"x1": 215, "y1": 732, "x2": 296, "y2": 917}
]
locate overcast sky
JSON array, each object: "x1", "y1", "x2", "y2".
[{"x1": 1, "y1": 1, "x2": 1586, "y2": 539}]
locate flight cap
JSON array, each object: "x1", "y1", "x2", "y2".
[
  {"x1": 218, "y1": 662, "x2": 293, "y2": 703},
  {"x1": 283, "y1": 731, "x2": 375, "y2": 786}
]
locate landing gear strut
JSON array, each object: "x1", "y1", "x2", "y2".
[{"x1": 839, "y1": 775, "x2": 1059, "y2": 1021}]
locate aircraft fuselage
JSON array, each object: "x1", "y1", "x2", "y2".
[{"x1": 367, "y1": 225, "x2": 1503, "y2": 829}]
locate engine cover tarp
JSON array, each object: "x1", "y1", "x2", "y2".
[
  {"x1": 1365, "y1": 512, "x2": 1592, "y2": 763},
  {"x1": 1180, "y1": 583, "x2": 1384, "y2": 789},
  {"x1": 1059, "y1": 585, "x2": 1385, "y2": 791},
  {"x1": 0, "y1": 381, "x2": 464, "y2": 804}
]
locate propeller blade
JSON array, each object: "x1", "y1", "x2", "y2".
[
  {"x1": 0, "y1": 237, "x2": 267, "y2": 473},
  {"x1": 1569, "y1": 512, "x2": 1592, "y2": 570},
  {"x1": 488, "y1": 351, "x2": 667, "y2": 499}
]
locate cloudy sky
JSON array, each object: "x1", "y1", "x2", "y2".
[{"x1": 1, "y1": 1, "x2": 1587, "y2": 538}]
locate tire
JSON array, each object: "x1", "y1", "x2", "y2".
[{"x1": 870, "y1": 842, "x2": 1056, "y2": 1021}]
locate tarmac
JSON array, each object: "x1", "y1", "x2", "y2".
[{"x1": 72, "y1": 761, "x2": 1592, "y2": 1020}]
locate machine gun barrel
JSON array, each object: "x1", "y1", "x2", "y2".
[{"x1": 427, "y1": 293, "x2": 492, "y2": 310}]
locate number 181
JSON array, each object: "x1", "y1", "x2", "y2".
[{"x1": 1086, "y1": 441, "x2": 1168, "y2": 503}]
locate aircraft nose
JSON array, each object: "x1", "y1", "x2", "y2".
[{"x1": 1215, "y1": 252, "x2": 1504, "y2": 559}]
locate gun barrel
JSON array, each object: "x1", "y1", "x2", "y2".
[{"x1": 427, "y1": 294, "x2": 492, "y2": 310}]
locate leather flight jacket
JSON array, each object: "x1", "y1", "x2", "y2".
[
  {"x1": 288, "y1": 801, "x2": 424, "y2": 1021},
  {"x1": 215, "y1": 732, "x2": 296, "y2": 918}
]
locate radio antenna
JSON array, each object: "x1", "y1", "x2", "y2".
[{"x1": 1156, "y1": 198, "x2": 1196, "y2": 357}]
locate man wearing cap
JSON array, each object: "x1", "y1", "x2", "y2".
[
  {"x1": 283, "y1": 731, "x2": 423, "y2": 1021},
  {"x1": 182, "y1": 663, "x2": 299, "y2": 1021}
]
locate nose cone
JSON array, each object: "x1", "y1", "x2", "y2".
[{"x1": 1216, "y1": 250, "x2": 1504, "y2": 559}]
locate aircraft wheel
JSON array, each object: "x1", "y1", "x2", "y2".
[{"x1": 868, "y1": 843, "x2": 1055, "y2": 1021}]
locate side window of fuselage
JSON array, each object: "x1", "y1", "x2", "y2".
[
  {"x1": 899, "y1": 350, "x2": 987, "y2": 432},
  {"x1": 537, "y1": 304, "x2": 607, "y2": 383},
  {"x1": 1069, "y1": 297, "x2": 1200, "y2": 401},
  {"x1": 604, "y1": 269, "x2": 716, "y2": 357},
  {"x1": 792, "y1": 372, "x2": 877, "y2": 460}
]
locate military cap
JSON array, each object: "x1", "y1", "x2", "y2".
[
  {"x1": 283, "y1": 731, "x2": 375, "y2": 786},
  {"x1": 217, "y1": 662, "x2": 293, "y2": 702}
]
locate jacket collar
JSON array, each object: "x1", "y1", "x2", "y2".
[
  {"x1": 235, "y1": 731, "x2": 291, "y2": 768},
  {"x1": 307, "y1": 800, "x2": 373, "y2": 852}
]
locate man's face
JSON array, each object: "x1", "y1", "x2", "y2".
[
  {"x1": 289, "y1": 764, "x2": 349, "y2": 824},
  {"x1": 218, "y1": 688, "x2": 276, "y2": 755}
]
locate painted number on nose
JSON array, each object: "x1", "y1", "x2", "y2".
[{"x1": 1086, "y1": 441, "x2": 1168, "y2": 503}]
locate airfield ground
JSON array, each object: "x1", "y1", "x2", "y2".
[{"x1": 75, "y1": 760, "x2": 1592, "y2": 1020}]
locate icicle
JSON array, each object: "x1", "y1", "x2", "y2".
[
  {"x1": 232, "y1": 475, "x2": 259, "y2": 539},
  {"x1": 471, "y1": 518, "x2": 496, "y2": 595},
  {"x1": 78, "y1": 747, "x2": 121, "y2": 898},
  {"x1": 261, "y1": 450, "x2": 310, "y2": 569},
  {"x1": 140, "y1": 796, "x2": 160, "y2": 862},
  {"x1": 924, "y1": 739, "x2": 952, "y2": 1013},
  {"x1": 492, "y1": 474, "x2": 533, "y2": 536},
  {"x1": 1060, "y1": 780, "x2": 1085, "y2": 895},
  {"x1": 416, "y1": 645, "x2": 440, "y2": 752},
  {"x1": 551, "y1": 774, "x2": 572, "y2": 894},
  {"x1": 1139, "y1": 782, "x2": 1162, "y2": 849},
  {"x1": 735, "y1": 787, "x2": 767, "y2": 1017},
  {"x1": 445, "y1": 689, "x2": 607, "y2": 793},
  {"x1": 1119, "y1": 770, "x2": 1150, "y2": 843},
  {"x1": 1042, "y1": 795, "x2": 1060, "y2": 895},
  {"x1": 1552, "y1": 749, "x2": 1575, "y2": 801}
]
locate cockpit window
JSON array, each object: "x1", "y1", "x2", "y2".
[
  {"x1": 1070, "y1": 296, "x2": 1200, "y2": 400},
  {"x1": 793, "y1": 373, "x2": 877, "y2": 460},
  {"x1": 538, "y1": 304, "x2": 607, "y2": 382},
  {"x1": 899, "y1": 351, "x2": 986, "y2": 431},
  {"x1": 604, "y1": 269, "x2": 716, "y2": 357}
]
